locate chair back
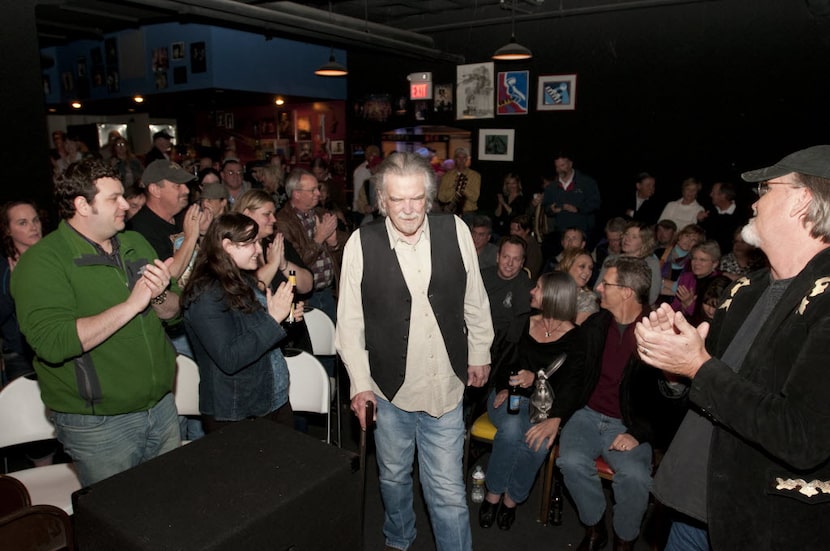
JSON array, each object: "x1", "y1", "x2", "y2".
[
  {"x1": 286, "y1": 350, "x2": 331, "y2": 443},
  {"x1": 0, "y1": 377, "x2": 56, "y2": 449},
  {"x1": 173, "y1": 355, "x2": 200, "y2": 416},
  {"x1": 303, "y1": 308, "x2": 336, "y2": 356},
  {"x1": 0, "y1": 504, "x2": 75, "y2": 551},
  {"x1": 0, "y1": 475, "x2": 31, "y2": 517}
]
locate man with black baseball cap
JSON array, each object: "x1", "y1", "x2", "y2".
[
  {"x1": 635, "y1": 145, "x2": 830, "y2": 550},
  {"x1": 145, "y1": 130, "x2": 173, "y2": 164}
]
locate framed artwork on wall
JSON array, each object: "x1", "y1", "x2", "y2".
[
  {"x1": 434, "y1": 84, "x2": 453, "y2": 113},
  {"x1": 478, "y1": 128, "x2": 515, "y2": 162},
  {"x1": 497, "y1": 71, "x2": 529, "y2": 115},
  {"x1": 457, "y1": 62, "x2": 494, "y2": 119},
  {"x1": 537, "y1": 74, "x2": 577, "y2": 111}
]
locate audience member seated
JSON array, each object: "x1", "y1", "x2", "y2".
[
  {"x1": 558, "y1": 257, "x2": 688, "y2": 551},
  {"x1": 658, "y1": 177, "x2": 705, "y2": 232},
  {"x1": 232, "y1": 190, "x2": 312, "y2": 295},
  {"x1": 480, "y1": 272, "x2": 586, "y2": 531},
  {"x1": 653, "y1": 219, "x2": 677, "y2": 259},
  {"x1": 596, "y1": 221, "x2": 661, "y2": 306},
  {"x1": 258, "y1": 164, "x2": 287, "y2": 211},
  {"x1": 469, "y1": 215, "x2": 498, "y2": 270},
  {"x1": 220, "y1": 159, "x2": 250, "y2": 207},
  {"x1": 199, "y1": 180, "x2": 229, "y2": 218},
  {"x1": 494, "y1": 172, "x2": 527, "y2": 237},
  {"x1": 481, "y1": 236, "x2": 533, "y2": 367},
  {"x1": 697, "y1": 181, "x2": 746, "y2": 255},
  {"x1": 657, "y1": 223, "x2": 705, "y2": 302},
  {"x1": 591, "y1": 217, "x2": 626, "y2": 283},
  {"x1": 623, "y1": 172, "x2": 662, "y2": 225},
  {"x1": 182, "y1": 213, "x2": 302, "y2": 434},
  {"x1": 274, "y1": 169, "x2": 347, "y2": 323},
  {"x1": 509, "y1": 214, "x2": 543, "y2": 279},
  {"x1": 558, "y1": 248, "x2": 599, "y2": 324},
  {"x1": 719, "y1": 227, "x2": 767, "y2": 281},
  {"x1": 109, "y1": 137, "x2": 143, "y2": 189},
  {"x1": 699, "y1": 274, "x2": 731, "y2": 322},
  {"x1": 671, "y1": 240, "x2": 722, "y2": 323},
  {"x1": 123, "y1": 184, "x2": 145, "y2": 221}
]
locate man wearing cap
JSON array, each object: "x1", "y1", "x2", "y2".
[
  {"x1": 636, "y1": 145, "x2": 830, "y2": 550},
  {"x1": 145, "y1": 130, "x2": 173, "y2": 164},
  {"x1": 437, "y1": 147, "x2": 481, "y2": 217},
  {"x1": 12, "y1": 159, "x2": 181, "y2": 486},
  {"x1": 200, "y1": 181, "x2": 229, "y2": 218}
]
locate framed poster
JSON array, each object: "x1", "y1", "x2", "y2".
[
  {"x1": 537, "y1": 74, "x2": 577, "y2": 111},
  {"x1": 457, "y1": 62, "x2": 494, "y2": 119},
  {"x1": 497, "y1": 71, "x2": 529, "y2": 115},
  {"x1": 434, "y1": 83, "x2": 453, "y2": 113},
  {"x1": 478, "y1": 129, "x2": 515, "y2": 162}
]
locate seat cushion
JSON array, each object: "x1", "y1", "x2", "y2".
[{"x1": 8, "y1": 464, "x2": 82, "y2": 515}]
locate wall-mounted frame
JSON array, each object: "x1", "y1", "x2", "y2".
[
  {"x1": 537, "y1": 74, "x2": 577, "y2": 111},
  {"x1": 497, "y1": 71, "x2": 529, "y2": 115},
  {"x1": 478, "y1": 128, "x2": 515, "y2": 162},
  {"x1": 457, "y1": 62, "x2": 495, "y2": 120}
]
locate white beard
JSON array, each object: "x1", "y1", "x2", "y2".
[{"x1": 741, "y1": 220, "x2": 762, "y2": 248}]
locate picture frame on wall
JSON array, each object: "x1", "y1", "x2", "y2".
[
  {"x1": 496, "y1": 70, "x2": 529, "y2": 115},
  {"x1": 537, "y1": 74, "x2": 577, "y2": 111},
  {"x1": 456, "y1": 62, "x2": 495, "y2": 120},
  {"x1": 171, "y1": 42, "x2": 185, "y2": 60},
  {"x1": 330, "y1": 140, "x2": 345, "y2": 155},
  {"x1": 434, "y1": 84, "x2": 453, "y2": 113},
  {"x1": 478, "y1": 129, "x2": 515, "y2": 162}
]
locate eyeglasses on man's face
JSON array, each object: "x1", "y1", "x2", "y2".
[{"x1": 755, "y1": 181, "x2": 797, "y2": 196}]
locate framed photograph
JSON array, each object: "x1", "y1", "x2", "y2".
[
  {"x1": 296, "y1": 114, "x2": 312, "y2": 141},
  {"x1": 434, "y1": 83, "x2": 453, "y2": 113},
  {"x1": 457, "y1": 62, "x2": 494, "y2": 119},
  {"x1": 537, "y1": 74, "x2": 577, "y2": 111},
  {"x1": 297, "y1": 141, "x2": 313, "y2": 163},
  {"x1": 330, "y1": 140, "x2": 345, "y2": 155},
  {"x1": 171, "y1": 42, "x2": 185, "y2": 60},
  {"x1": 478, "y1": 129, "x2": 515, "y2": 162},
  {"x1": 225, "y1": 112, "x2": 235, "y2": 130},
  {"x1": 190, "y1": 42, "x2": 207, "y2": 73},
  {"x1": 152, "y1": 47, "x2": 169, "y2": 72},
  {"x1": 173, "y1": 66, "x2": 187, "y2": 85},
  {"x1": 497, "y1": 70, "x2": 529, "y2": 115}
]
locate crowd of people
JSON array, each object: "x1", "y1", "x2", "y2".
[{"x1": 4, "y1": 138, "x2": 830, "y2": 551}]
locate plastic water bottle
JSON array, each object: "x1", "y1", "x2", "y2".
[{"x1": 471, "y1": 465, "x2": 486, "y2": 503}]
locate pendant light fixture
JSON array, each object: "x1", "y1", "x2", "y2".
[
  {"x1": 492, "y1": 0, "x2": 533, "y2": 61},
  {"x1": 315, "y1": 2, "x2": 348, "y2": 77}
]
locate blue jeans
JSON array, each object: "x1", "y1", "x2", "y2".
[
  {"x1": 374, "y1": 398, "x2": 471, "y2": 551},
  {"x1": 664, "y1": 519, "x2": 712, "y2": 551},
  {"x1": 556, "y1": 406, "x2": 652, "y2": 541},
  {"x1": 52, "y1": 392, "x2": 181, "y2": 487},
  {"x1": 485, "y1": 390, "x2": 550, "y2": 502},
  {"x1": 307, "y1": 287, "x2": 337, "y2": 323}
]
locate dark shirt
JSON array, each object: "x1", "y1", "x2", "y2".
[
  {"x1": 127, "y1": 205, "x2": 180, "y2": 260},
  {"x1": 587, "y1": 320, "x2": 636, "y2": 418}
]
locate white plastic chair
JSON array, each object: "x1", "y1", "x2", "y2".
[
  {"x1": 173, "y1": 355, "x2": 201, "y2": 417},
  {"x1": 302, "y1": 308, "x2": 341, "y2": 445},
  {"x1": 286, "y1": 350, "x2": 331, "y2": 444},
  {"x1": 0, "y1": 377, "x2": 82, "y2": 514}
]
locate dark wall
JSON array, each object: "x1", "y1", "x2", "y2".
[{"x1": 348, "y1": 0, "x2": 830, "y2": 222}]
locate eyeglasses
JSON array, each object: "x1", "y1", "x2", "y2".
[
  {"x1": 223, "y1": 170, "x2": 242, "y2": 176},
  {"x1": 755, "y1": 181, "x2": 797, "y2": 196},
  {"x1": 294, "y1": 187, "x2": 319, "y2": 193},
  {"x1": 599, "y1": 280, "x2": 627, "y2": 288}
]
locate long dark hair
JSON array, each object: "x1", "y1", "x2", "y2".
[
  {"x1": 182, "y1": 212, "x2": 262, "y2": 313},
  {"x1": 0, "y1": 200, "x2": 38, "y2": 260}
]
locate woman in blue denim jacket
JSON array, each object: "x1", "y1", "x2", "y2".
[{"x1": 182, "y1": 213, "x2": 302, "y2": 433}]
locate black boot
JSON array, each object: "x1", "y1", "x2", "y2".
[
  {"x1": 478, "y1": 498, "x2": 500, "y2": 529},
  {"x1": 576, "y1": 515, "x2": 608, "y2": 551}
]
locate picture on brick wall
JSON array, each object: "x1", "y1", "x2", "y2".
[
  {"x1": 457, "y1": 62, "x2": 494, "y2": 119},
  {"x1": 191, "y1": 42, "x2": 207, "y2": 73},
  {"x1": 537, "y1": 74, "x2": 577, "y2": 111},
  {"x1": 497, "y1": 70, "x2": 529, "y2": 115}
]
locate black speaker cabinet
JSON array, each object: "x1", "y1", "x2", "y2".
[{"x1": 73, "y1": 419, "x2": 361, "y2": 550}]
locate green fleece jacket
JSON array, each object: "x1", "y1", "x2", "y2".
[{"x1": 12, "y1": 221, "x2": 177, "y2": 415}]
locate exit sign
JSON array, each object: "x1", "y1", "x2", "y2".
[{"x1": 410, "y1": 82, "x2": 433, "y2": 100}]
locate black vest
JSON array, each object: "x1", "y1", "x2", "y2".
[{"x1": 360, "y1": 214, "x2": 468, "y2": 400}]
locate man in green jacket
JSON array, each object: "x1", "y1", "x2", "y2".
[{"x1": 12, "y1": 159, "x2": 181, "y2": 486}]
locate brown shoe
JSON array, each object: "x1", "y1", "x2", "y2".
[
  {"x1": 613, "y1": 534, "x2": 634, "y2": 551},
  {"x1": 576, "y1": 516, "x2": 608, "y2": 551}
]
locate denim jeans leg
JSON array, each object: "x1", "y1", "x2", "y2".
[
  {"x1": 415, "y1": 402, "x2": 471, "y2": 551},
  {"x1": 486, "y1": 391, "x2": 549, "y2": 503},
  {"x1": 142, "y1": 392, "x2": 182, "y2": 461},
  {"x1": 664, "y1": 519, "x2": 712, "y2": 551},
  {"x1": 601, "y1": 418, "x2": 652, "y2": 541},
  {"x1": 374, "y1": 398, "x2": 418, "y2": 550},
  {"x1": 556, "y1": 407, "x2": 607, "y2": 526},
  {"x1": 308, "y1": 287, "x2": 337, "y2": 323}
]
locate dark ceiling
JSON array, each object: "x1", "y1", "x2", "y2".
[{"x1": 35, "y1": 0, "x2": 713, "y2": 63}]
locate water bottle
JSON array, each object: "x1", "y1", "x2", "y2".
[{"x1": 471, "y1": 465, "x2": 486, "y2": 503}]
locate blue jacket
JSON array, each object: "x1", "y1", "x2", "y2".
[{"x1": 184, "y1": 282, "x2": 289, "y2": 421}]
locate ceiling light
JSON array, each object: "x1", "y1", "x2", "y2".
[
  {"x1": 275, "y1": 97, "x2": 285, "y2": 106},
  {"x1": 492, "y1": 0, "x2": 533, "y2": 61},
  {"x1": 133, "y1": 95, "x2": 144, "y2": 103},
  {"x1": 70, "y1": 101, "x2": 82, "y2": 109},
  {"x1": 315, "y1": 54, "x2": 348, "y2": 77}
]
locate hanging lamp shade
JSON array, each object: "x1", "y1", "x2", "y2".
[
  {"x1": 315, "y1": 53, "x2": 348, "y2": 77},
  {"x1": 492, "y1": 36, "x2": 533, "y2": 61}
]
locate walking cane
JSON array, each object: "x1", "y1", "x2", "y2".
[{"x1": 359, "y1": 400, "x2": 375, "y2": 551}]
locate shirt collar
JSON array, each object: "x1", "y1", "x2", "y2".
[
  {"x1": 715, "y1": 201, "x2": 736, "y2": 215},
  {"x1": 384, "y1": 215, "x2": 430, "y2": 249}
]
